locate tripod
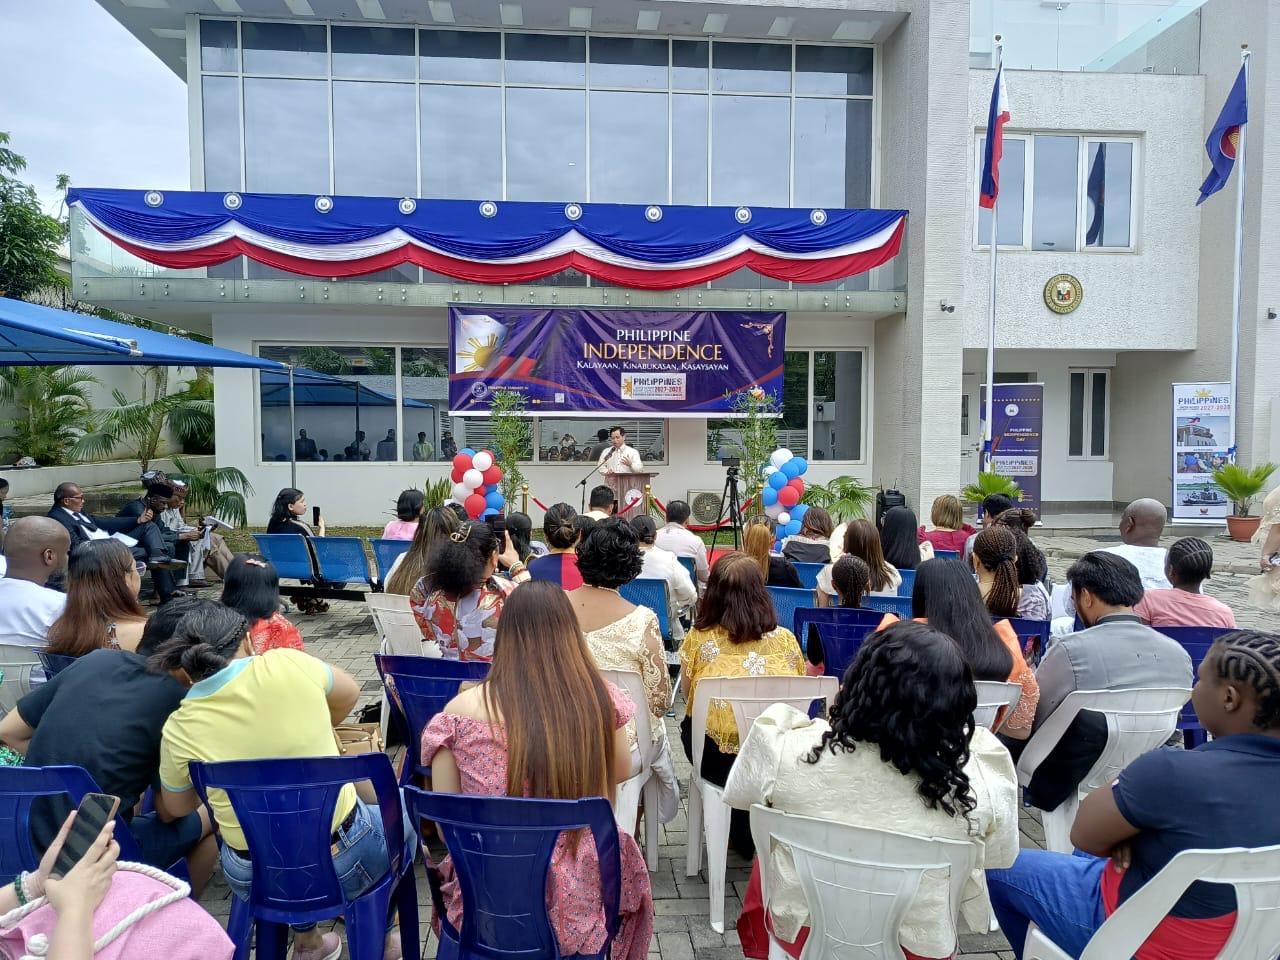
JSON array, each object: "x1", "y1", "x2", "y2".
[{"x1": 709, "y1": 465, "x2": 744, "y2": 554}]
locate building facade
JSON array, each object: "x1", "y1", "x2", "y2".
[{"x1": 76, "y1": 0, "x2": 1280, "y2": 524}]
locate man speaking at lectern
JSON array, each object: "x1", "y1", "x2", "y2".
[{"x1": 597, "y1": 425, "x2": 644, "y2": 475}]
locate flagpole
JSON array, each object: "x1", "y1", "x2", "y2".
[
  {"x1": 1228, "y1": 44, "x2": 1249, "y2": 457},
  {"x1": 983, "y1": 35, "x2": 1003, "y2": 473}
]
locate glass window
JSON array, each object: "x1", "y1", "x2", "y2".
[
  {"x1": 243, "y1": 78, "x2": 330, "y2": 194},
  {"x1": 589, "y1": 91, "x2": 667, "y2": 203},
  {"x1": 505, "y1": 33, "x2": 586, "y2": 86},
  {"x1": 812, "y1": 350, "x2": 863, "y2": 461},
  {"x1": 202, "y1": 76, "x2": 241, "y2": 192},
  {"x1": 241, "y1": 21, "x2": 327, "y2": 76},
  {"x1": 257, "y1": 345, "x2": 400, "y2": 464},
  {"x1": 1090, "y1": 370, "x2": 1108, "y2": 457},
  {"x1": 794, "y1": 45, "x2": 873, "y2": 96},
  {"x1": 793, "y1": 98, "x2": 872, "y2": 209},
  {"x1": 711, "y1": 41, "x2": 791, "y2": 93},
  {"x1": 1068, "y1": 371, "x2": 1085, "y2": 457},
  {"x1": 200, "y1": 19, "x2": 238, "y2": 72},
  {"x1": 1085, "y1": 141, "x2": 1133, "y2": 248},
  {"x1": 331, "y1": 25, "x2": 415, "y2": 79},
  {"x1": 401, "y1": 348, "x2": 469, "y2": 462},
  {"x1": 1068, "y1": 368, "x2": 1109, "y2": 459},
  {"x1": 1032, "y1": 134, "x2": 1079, "y2": 251},
  {"x1": 672, "y1": 40, "x2": 708, "y2": 89},
  {"x1": 977, "y1": 136, "x2": 1026, "y2": 245},
  {"x1": 540, "y1": 420, "x2": 665, "y2": 464},
  {"x1": 505, "y1": 88, "x2": 586, "y2": 201},
  {"x1": 589, "y1": 37, "x2": 667, "y2": 88},
  {"x1": 419, "y1": 29, "x2": 501, "y2": 83},
  {"x1": 422, "y1": 84, "x2": 502, "y2": 200},
  {"x1": 710, "y1": 95, "x2": 790, "y2": 206},
  {"x1": 672, "y1": 94, "x2": 708, "y2": 205},
  {"x1": 332, "y1": 81, "x2": 417, "y2": 197},
  {"x1": 707, "y1": 351, "x2": 809, "y2": 460}
]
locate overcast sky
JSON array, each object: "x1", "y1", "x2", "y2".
[{"x1": 1, "y1": 0, "x2": 188, "y2": 214}]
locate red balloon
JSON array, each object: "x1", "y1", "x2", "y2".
[
  {"x1": 787, "y1": 477, "x2": 805, "y2": 496},
  {"x1": 452, "y1": 453, "x2": 472, "y2": 473},
  {"x1": 482, "y1": 464, "x2": 503, "y2": 487},
  {"x1": 464, "y1": 493, "x2": 487, "y2": 519},
  {"x1": 450, "y1": 467, "x2": 465, "y2": 484},
  {"x1": 777, "y1": 486, "x2": 800, "y2": 507}
]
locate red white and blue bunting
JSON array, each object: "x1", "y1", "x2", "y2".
[{"x1": 68, "y1": 189, "x2": 906, "y2": 291}]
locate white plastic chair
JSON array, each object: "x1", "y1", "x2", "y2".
[
  {"x1": 601, "y1": 669, "x2": 662, "y2": 871},
  {"x1": 686, "y1": 675, "x2": 839, "y2": 933},
  {"x1": 750, "y1": 805, "x2": 977, "y2": 960},
  {"x1": 365, "y1": 594, "x2": 441, "y2": 740},
  {"x1": 973, "y1": 680, "x2": 1023, "y2": 732},
  {"x1": 1025, "y1": 844, "x2": 1280, "y2": 960},
  {"x1": 1016, "y1": 686, "x2": 1191, "y2": 853},
  {"x1": 0, "y1": 643, "x2": 40, "y2": 714}
]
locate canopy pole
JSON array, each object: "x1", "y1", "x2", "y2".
[{"x1": 288, "y1": 365, "x2": 297, "y2": 488}]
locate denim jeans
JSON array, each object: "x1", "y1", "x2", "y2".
[
  {"x1": 221, "y1": 797, "x2": 407, "y2": 932},
  {"x1": 987, "y1": 849, "x2": 1108, "y2": 959}
]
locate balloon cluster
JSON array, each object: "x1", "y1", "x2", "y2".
[
  {"x1": 759, "y1": 448, "x2": 810, "y2": 540},
  {"x1": 448, "y1": 448, "x2": 506, "y2": 520}
]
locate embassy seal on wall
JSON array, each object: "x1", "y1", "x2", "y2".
[{"x1": 1044, "y1": 273, "x2": 1083, "y2": 314}]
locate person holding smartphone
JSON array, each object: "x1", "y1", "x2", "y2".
[{"x1": 266, "y1": 488, "x2": 327, "y2": 614}]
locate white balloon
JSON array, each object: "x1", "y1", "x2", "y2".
[
  {"x1": 777, "y1": 511, "x2": 791, "y2": 526},
  {"x1": 762, "y1": 465, "x2": 778, "y2": 477},
  {"x1": 462, "y1": 468, "x2": 484, "y2": 489},
  {"x1": 452, "y1": 482, "x2": 470, "y2": 502},
  {"x1": 765, "y1": 503, "x2": 784, "y2": 519},
  {"x1": 770, "y1": 448, "x2": 794, "y2": 469},
  {"x1": 472, "y1": 451, "x2": 493, "y2": 471}
]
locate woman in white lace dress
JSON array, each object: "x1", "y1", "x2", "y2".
[{"x1": 1249, "y1": 484, "x2": 1280, "y2": 613}]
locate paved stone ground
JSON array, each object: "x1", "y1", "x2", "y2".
[{"x1": 191, "y1": 530, "x2": 1273, "y2": 958}]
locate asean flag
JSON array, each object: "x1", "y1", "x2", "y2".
[
  {"x1": 979, "y1": 64, "x2": 1011, "y2": 210},
  {"x1": 1197, "y1": 63, "x2": 1248, "y2": 205}
]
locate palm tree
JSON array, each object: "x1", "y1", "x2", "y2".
[
  {"x1": 0, "y1": 365, "x2": 98, "y2": 465},
  {"x1": 71, "y1": 366, "x2": 214, "y2": 471},
  {"x1": 170, "y1": 457, "x2": 254, "y2": 528}
]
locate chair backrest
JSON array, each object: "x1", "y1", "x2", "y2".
[
  {"x1": 0, "y1": 644, "x2": 39, "y2": 713},
  {"x1": 1079, "y1": 844, "x2": 1280, "y2": 960},
  {"x1": 812, "y1": 621, "x2": 877, "y2": 680},
  {"x1": 749, "y1": 805, "x2": 977, "y2": 960},
  {"x1": 405, "y1": 790, "x2": 621, "y2": 959},
  {"x1": 311, "y1": 536, "x2": 371, "y2": 585},
  {"x1": 767, "y1": 586, "x2": 814, "y2": 636},
  {"x1": 793, "y1": 607, "x2": 884, "y2": 654},
  {"x1": 599, "y1": 669, "x2": 652, "y2": 780},
  {"x1": 619, "y1": 577, "x2": 672, "y2": 640},
  {"x1": 677, "y1": 555, "x2": 697, "y2": 584},
  {"x1": 896, "y1": 568, "x2": 916, "y2": 597},
  {"x1": 1004, "y1": 615, "x2": 1051, "y2": 666},
  {"x1": 1017, "y1": 687, "x2": 1191, "y2": 794},
  {"x1": 35, "y1": 651, "x2": 77, "y2": 680},
  {"x1": 792, "y1": 562, "x2": 825, "y2": 590},
  {"x1": 251, "y1": 533, "x2": 316, "y2": 582},
  {"x1": 859, "y1": 595, "x2": 912, "y2": 619},
  {"x1": 690, "y1": 676, "x2": 838, "y2": 784},
  {"x1": 368, "y1": 538, "x2": 412, "y2": 582},
  {"x1": 366, "y1": 594, "x2": 432, "y2": 656},
  {"x1": 375, "y1": 655, "x2": 490, "y2": 781},
  {"x1": 189, "y1": 754, "x2": 405, "y2": 926},
  {"x1": 972, "y1": 680, "x2": 1023, "y2": 732},
  {"x1": 1153, "y1": 626, "x2": 1234, "y2": 733},
  {"x1": 935, "y1": 549, "x2": 960, "y2": 561}
]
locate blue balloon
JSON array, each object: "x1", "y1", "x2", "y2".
[
  {"x1": 485, "y1": 489, "x2": 505, "y2": 511},
  {"x1": 791, "y1": 503, "x2": 808, "y2": 521},
  {"x1": 773, "y1": 539, "x2": 783, "y2": 553},
  {"x1": 761, "y1": 487, "x2": 779, "y2": 507},
  {"x1": 461, "y1": 447, "x2": 477, "y2": 457},
  {"x1": 781, "y1": 458, "x2": 802, "y2": 479},
  {"x1": 768, "y1": 471, "x2": 789, "y2": 491},
  {"x1": 784, "y1": 521, "x2": 802, "y2": 538},
  {"x1": 789, "y1": 456, "x2": 809, "y2": 476},
  {"x1": 482, "y1": 507, "x2": 499, "y2": 518}
]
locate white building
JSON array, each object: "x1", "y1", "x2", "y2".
[{"x1": 73, "y1": 0, "x2": 1280, "y2": 525}]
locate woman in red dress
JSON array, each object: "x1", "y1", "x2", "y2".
[{"x1": 220, "y1": 555, "x2": 304, "y2": 654}]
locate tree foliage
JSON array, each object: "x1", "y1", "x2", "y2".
[
  {"x1": 0, "y1": 365, "x2": 98, "y2": 465},
  {"x1": 0, "y1": 132, "x2": 67, "y2": 300},
  {"x1": 488, "y1": 389, "x2": 531, "y2": 505},
  {"x1": 170, "y1": 457, "x2": 253, "y2": 528}
]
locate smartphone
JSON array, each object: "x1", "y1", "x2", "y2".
[
  {"x1": 612, "y1": 498, "x2": 620, "y2": 516},
  {"x1": 51, "y1": 793, "x2": 120, "y2": 879},
  {"x1": 312, "y1": 505, "x2": 321, "y2": 527},
  {"x1": 491, "y1": 515, "x2": 507, "y2": 542}
]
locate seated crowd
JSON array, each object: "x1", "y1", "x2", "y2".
[{"x1": 0, "y1": 479, "x2": 1274, "y2": 960}]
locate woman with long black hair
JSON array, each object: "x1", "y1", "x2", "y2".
[
  {"x1": 880, "y1": 505, "x2": 930, "y2": 571},
  {"x1": 725, "y1": 621, "x2": 1019, "y2": 960}
]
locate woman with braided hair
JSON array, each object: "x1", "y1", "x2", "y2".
[
  {"x1": 1134, "y1": 536, "x2": 1237, "y2": 628},
  {"x1": 989, "y1": 629, "x2": 1280, "y2": 960},
  {"x1": 972, "y1": 526, "x2": 1022, "y2": 619}
]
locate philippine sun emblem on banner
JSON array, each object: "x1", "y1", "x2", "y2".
[
  {"x1": 1172, "y1": 382, "x2": 1234, "y2": 522},
  {"x1": 449, "y1": 307, "x2": 786, "y2": 416}
]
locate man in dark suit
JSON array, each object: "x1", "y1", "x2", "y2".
[
  {"x1": 47, "y1": 482, "x2": 182, "y2": 602},
  {"x1": 294, "y1": 429, "x2": 319, "y2": 461}
]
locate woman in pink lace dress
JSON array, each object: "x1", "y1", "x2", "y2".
[{"x1": 421, "y1": 581, "x2": 654, "y2": 960}]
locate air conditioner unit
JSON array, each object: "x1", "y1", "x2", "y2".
[{"x1": 688, "y1": 490, "x2": 724, "y2": 526}]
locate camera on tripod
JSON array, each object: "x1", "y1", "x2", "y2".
[{"x1": 720, "y1": 456, "x2": 741, "y2": 475}]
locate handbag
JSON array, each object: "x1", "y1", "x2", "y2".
[{"x1": 334, "y1": 722, "x2": 384, "y2": 757}]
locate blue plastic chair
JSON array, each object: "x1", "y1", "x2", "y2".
[
  {"x1": 619, "y1": 577, "x2": 672, "y2": 641},
  {"x1": 369, "y1": 538, "x2": 412, "y2": 582},
  {"x1": 767, "y1": 586, "x2": 815, "y2": 636},
  {"x1": 896, "y1": 568, "x2": 917, "y2": 597},
  {"x1": 1154, "y1": 626, "x2": 1236, "y2": 746},
  {"x1": 252, "y1": 534, "x2": 317, "y2": 582},
  {"x1": 312, "y1": 536, "x2": 372, "y2": 586},
  {"x1": 935, "y1": 550, "x2": 960, "y2": 561},
  {"x1": 677, "y1": 555, "x2": 697, "y2": 585},
  {"x1": 859, "y1": 595, "x2": 913, "y2": 618},
  {"x1": 1003, "y1": 616, "x2": 1051, "y2": 667},
  {"x1": 404, "y1": 789, "x2": 621, "y2": 960},
  {"x1": 375, "y1": 655, "x2": 490, "y2": 784},
  {"x1": 792, "y1": 607, "x2": 883, "y2": 654},
  {"x1": 189, "y1": 754, "x2": 417, "y2": 960},
  {"x1": 811, "y1": 622, "x2": 877, "y2": 679},
  {"x1": 36, "y1": 651, "x2": 77, "y2": 679},
  {"x1": 792, "y1": 562, "x2": 825, "y2": 590}
]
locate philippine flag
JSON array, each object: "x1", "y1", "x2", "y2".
[
  {"x1": 979, "y1": 64, "x2": 1011, "y2": 210},
  {"x1": 1197, "y1": 63, "x2": 1248, "y2": 205}
]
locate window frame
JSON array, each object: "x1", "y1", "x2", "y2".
[
  {"x1": 1067, "y1": 367, "x2": 1111, "y2": 461},
  {"x1": 973, "y1": 132, "x2": 1140, "y2": 253}
]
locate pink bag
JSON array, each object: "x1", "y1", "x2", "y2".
[{"x1": 0, "y1": 864, "x2": 232, "y2": 960}]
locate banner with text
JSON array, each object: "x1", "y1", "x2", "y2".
[
  {"x1": 448, "y1": 306, "x2": 786, "y2": 416},
  {"x1": 984, "y1": 383, "x2": 1045, "y2": 516},
  {"x1": 1172, "y1": 382, "x2": 1234, "y2": 523}
]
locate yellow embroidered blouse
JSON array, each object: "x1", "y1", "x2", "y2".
[{"x1": 678, "y1": 625, "x2": 805, "y2": 753}]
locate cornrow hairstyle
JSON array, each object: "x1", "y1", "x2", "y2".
[
  {"x1": 1207, "y1": 630, "x2": 1280, "y2": 729},
  {"x1": 1007, "y1": 526, "x2": 1047, "y2": 586},
  {"x1": 831, "y1": 555, "x2": 871, "y2": 609},
  {"x1": 1167, "y1": 536, "x2": 1215, "y2": 588},
  {"x1": 972, "y1": 526, "x2": 1021, "y2": 618}
]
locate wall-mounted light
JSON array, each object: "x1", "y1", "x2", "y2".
[
  {"x1": 1268, "y1": 307, "x2": 1277, "y2": 320},
  {"x1": 939, "y1": 300, "x2": 956, "y2": 314}
]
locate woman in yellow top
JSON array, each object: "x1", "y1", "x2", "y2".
[{"x1": 678, "y1": 552, "x2": 803, "y2": 856}]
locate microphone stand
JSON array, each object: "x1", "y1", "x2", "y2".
[{"x1": 578, "y1": 448, "x2": 613, "y2": 512}]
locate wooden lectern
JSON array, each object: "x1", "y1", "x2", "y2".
[{"x1": 603, "y1": 471, "x2": 658, "y2": 513}]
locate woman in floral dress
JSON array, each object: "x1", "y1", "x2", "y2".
[{"x1": 421, "y1": 581, "x2": 653, "y2": 959}]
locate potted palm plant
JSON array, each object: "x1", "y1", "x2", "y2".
[{"x1": 1211, "y1": 461, "x2": 1277, "y2": 541}]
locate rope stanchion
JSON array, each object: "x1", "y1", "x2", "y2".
[{"x1": 531, "y1": 496, "x2": 553, "y2": 513}]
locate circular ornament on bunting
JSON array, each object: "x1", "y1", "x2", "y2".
[
  {"x1": 809, "y1": 209, "x2": 827, "y2": 226},
  {"x1": 1043, "y1": 274, "x2": 1083, "y2": 315},
  {"x1": 479, "y1": 201, "x2": 498, "y2": 219},
  {"x1": 645, "y1": 206, "x2": 663, "y2": 223},
  {"x1": 315, "y1": 196, "x2": 334, "y2": 214},
  {"x1": 564, "y1": 203, "x2": 583, "y2": 221},
  {"x1": 223, "y1": 193, "x2": 242, "y2": 210},
  {"x1": 144, "y1": 191, "x2": 164, "y2": 207},
  {"x1": 735, "y1": 207, "x2": 752, "y2": 224},
  {"x1": 399, "y1": 198, "x2": 417, "y2": 215}
]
